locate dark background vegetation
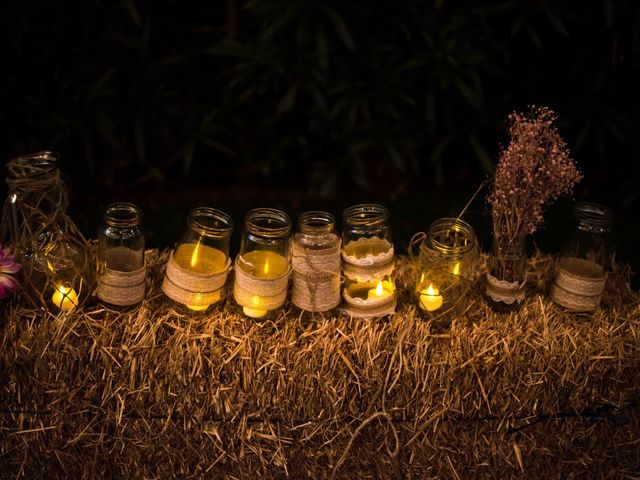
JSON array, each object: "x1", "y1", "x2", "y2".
[{"x1": 2, "y1": 0, "x2": 639, "y2": 283}]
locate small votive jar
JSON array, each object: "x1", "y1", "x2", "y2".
[
  {"x1": 97, "y1": 202, "x2": 145, "y2": 307},
  {"x1": 416, "y1": 218, "x2": 477, "y2": 315},
  {"x1": 292, "y1": 211, "x2": 341, "y2": 312},
  {"x1": 342, "y1": 204, "x2": 396, "y2": 318},
  {"x1": 234, "y1": 208, "x2": 292, "y2": 318},
  {"x1": 162, "y1": 207, "x2": 233, "y2": 312},
  {"x1": 551, "y1": 202, "x2": 614, "y2": 311}
]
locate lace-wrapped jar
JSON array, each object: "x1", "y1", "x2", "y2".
[
  {"x1": 97, "y1": 202, "x2": 145, "y2": 308},
  {"x1": 162, "y1": 207, "x2": 233, "y2": 312},
  {"x1": 551, "y1": 202, "x2": 614, "y2": 311},
  {"x1": 342, "y1": 204, "x2": 395, "y2": 318}
]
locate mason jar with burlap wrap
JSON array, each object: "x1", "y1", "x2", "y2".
[
  {"x1": 162, "y1": 207, "x2": 233, "y2": 313},
  {"x1": 342, "y1": 204, "x2": 396, "y2": 318},
  {"x1": 234, "y1": 208, "x2": 292, "y2": 319},
  {"x1": 97, "y1": 202, "x2": 146, "y2": 308},
  {"x1": 292, "y1": 211, "x2": 341, "y2": 312},
  {"x1": 551, "y1": 202, "x2": 614, "y2": 312}
]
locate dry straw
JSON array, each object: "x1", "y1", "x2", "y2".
[{"x1": 1, "y1": 249, "x2": 639, "y2": 478}]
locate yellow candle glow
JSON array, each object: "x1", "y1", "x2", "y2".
[
  {"x1": 452, "y1": 261, "x2": 461, "y2": 276},
  {"x1": 238, "y1": 250, "x2": 289, "y2": 318},
  {"x1": 366, "y1": 280, "x2": 394, "y2": 301},
  {"x1": 174, "y1": 242, "x2": 227, "y2": 311},
  {"x1": 51, "y1": 284, "x2": 78, "y2": 311},
  {"x1": 419, "y1": 284, "x2": 443, "y2": 312}
]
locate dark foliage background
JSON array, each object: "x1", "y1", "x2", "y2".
[{"x1": 1, "y1": 0, "x2": 639, "y2": 279}]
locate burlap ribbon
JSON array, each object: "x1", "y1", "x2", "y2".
[
  {"x1": 486, "y1": 273, "x2": 527, "y2": 305},
  {"x1": 342, "y1": 237, "x2": 396, "y2": 318},
  {"x1": 98, "y1": 247, "x2": 146, "y2": 306},
  {"x1": 291, "y1": 237, "x2": 341, "y2": 312},
  {"x1": 233, "y1": 259, "x2": 291, "y2": 311},
  {"x1": 162, "y1": 251, "x2": 230, "y2": 308},
  {"x1": 551, "y1": 257, "x2": 606, "y2": 312}
]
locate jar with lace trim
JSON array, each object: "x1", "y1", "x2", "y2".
[
  {"x1": 292, "y1": 211, "x2": 341, "y2": 313},
  {"x1": 233, "y1": 208, "x2": 292, "y2": 319},
  {"x1": 162, "y1": 207, "x2": 233, "y2": 312},
  {"x1": 342, "y1": 204, "x2": 396, "y2": 318},
  {"x1": 486, "y1": 240, "x2": 527, "y2": 313},
  {"x1": 551, "y1": 202, "x2": 614, "y2": 312},
  {"x1": 97, "y1": 203, "x2": 145, "y2": 309}
]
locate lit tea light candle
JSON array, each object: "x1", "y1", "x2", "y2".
[
  {"x1": 419, "y1": 283, "x2": 443, "y2": 312},
  {"x1": 238, "y1": 250, "x2": 289, "y2": 318},
  {"x1": 367, "y1": 280, "x2": 394, "y2": 301},
  {"x1": 52, "y1": 284, "x2": 78, "y2": 311},
  {"x1": 174, "y1": 241, "x2": 227, "y2": 311}
]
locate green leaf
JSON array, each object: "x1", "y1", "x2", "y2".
[{"x1": 323, "y1": 5, "x2": 355, "y2": 50}]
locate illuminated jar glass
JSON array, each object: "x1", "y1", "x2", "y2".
[
  {"x1": 551, "y1": 202, "x2": 614, "y2": 312},
  {"x1": 97, "y1": 202, "x2": 145, "y2": 308},
  {"x1": 292, "y1": 211, "x2": 341, "y2": 312},
  {"x1": 162, "y1": 207, "x2": 233, "y2": 312},
  {"x1": 416, "y1": 218, "x2": 477, "y2": 315},
  {"x1": 1, "y1": 151, "x2": 93, "y2": 312},
  {"x1": 234, "y1": 208, "x2": 292, "y2": 319},
  {"x1": 342, "y1": 204, "x2": 396, "y2": 318}
]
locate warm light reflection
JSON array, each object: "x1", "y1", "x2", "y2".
[
  {"x1": 190, "y1": 240, "x2": 201, "y2": 268},
  {"x1": 452, "y1": 262, "x2": 460, "y2": 276},
  {"x1": 263, "y1": 259, "x2": 270, "y2": 275}
]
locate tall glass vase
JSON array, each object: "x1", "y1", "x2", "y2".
[{"x1": 485, "y1": 240, "x2": 527, "y2": 313}]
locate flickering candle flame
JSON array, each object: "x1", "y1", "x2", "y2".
[
  {"x1": 366, "y1": 280, "x2": 393, "y2": 301},
  {"x1": 243, "y1": 294, "x2": 269, "y2": 318},
  {"x1": 419, "y1": 283, "x2": 443, "y2": 312},
  {"x1": 51, "y1": 284, "x2": 78, "y2": 311}
]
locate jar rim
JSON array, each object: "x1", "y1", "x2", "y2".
[
  {"x1": 244, "y1": 208, "x2": 291, "y2": 238},
  {"x1": 188, "y1": 207, "x2": 234, "y2": 237},
  {"x1": 298, "y1": 211, "x2": 335, "y2": 235},
  {"x1": 104, "y1": 202, "x2": 142, "y2": 228},
  {"x1": 573, "y1": 202, "x2": 614, "y2": 231},
  {"x1": 10, "y1": 151, "x2": 59, "y2": 176},
  {"x1": 428, "y1": 217, "x2": 477, "y2": 255},
  {"x1": 342, "y1": 204, "x2": 388, "y2": 226}
]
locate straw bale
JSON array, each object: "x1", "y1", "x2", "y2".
[{"x1": 1, "y1": 250, "x2": 639, "y2": 478}]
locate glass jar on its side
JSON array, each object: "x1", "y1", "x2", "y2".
[
  {"x1": 292, "y1": 211, "x2": 341, "y2": 312},
  {"x1": 97, "y1": 202, "x2": 145, "y2": 308},
  {"x1": 551, "y1": 202, "x2": 614, "y2": 311}
]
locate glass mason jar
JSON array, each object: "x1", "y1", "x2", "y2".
[
  {"x1": 341, "y1": 204, "x2": 396, "y2": 318},
  {"x1": 97, "y1": 202, "x2": 145, "y2": 308},
  {"x1": 416, "y1": 218, "x2": 478, "y2": 315},
  {"x1": 162, "y1": 207, "x2": 233, "y2": 312},
  {"x1": 292, "y1": 211, "x2": 341, "y2": 312},
  {"x1": 551, "y1": 202, "x2": 614, "y2": 311},
  {"x1": 485, "y1": 240, "x2": 527, "y2": 313},
  {"x1": 1, "y1": 151, "x2": 93, "y2": 312},
  {"x1": 234, "y1": 208, "x2": 292, "y2": 318}
]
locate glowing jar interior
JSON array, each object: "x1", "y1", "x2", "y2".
[
  {"x1": 174, "y1": 241, "x2": 227, "y2": 311},
  {"x1": 237, "y1": 250, "x2": 289, "y2": 318}
]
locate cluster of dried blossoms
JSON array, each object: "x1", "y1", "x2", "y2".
[{"x1": 488, "y1": 106, "x2": 582, "y2": 247}]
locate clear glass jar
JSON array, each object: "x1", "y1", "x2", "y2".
[
  {"x1": 416, "y1": 218, "x2": 477, "y2": 315},
  {"x1": 162, "y1": 207, "x2": 233, "y2": 312},
  {"x1": 551, "y1": 202, "x2": 614, "y2": 311},
  {"x1": 341, "y1": 204, "x2": 396, "y2": 318},
  {"x1": 234, "y1": 208, "x2": 292, "y2": 318},
  {"x1": 1, "y1": 151, "x2": 93, "y2": 312},
  {"x1": 292, "y1": 211, "x2": 341, "y2": 312},
  {"x1": 97, "y1": 202, "x2": 145, "y2": 308},
  {"x1": 485, "y1": 240, "x2": 527, "y2": 313}
]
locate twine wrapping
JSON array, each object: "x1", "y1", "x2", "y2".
[
  {"x1": 233, "y1": 259, "x2": 291, "y2": 312},
  {"x1": 342, "y1": 237, "x2": 396, "y2": 318},
  {"x1": 486, "y1": 273, "x2": 527, "y2": 305},
  {"x1": 98, "y1": 247, "x2": 146, "y2": 306},
  {"x1": 551, "y1": 257, "x2": 606, "y2": 312},
  {"x1": 162, "y1": 252, "x2": 230, "y2": 308},
  {"x1": 291, "y1": 235, "x2": 341, "y2": 312}
]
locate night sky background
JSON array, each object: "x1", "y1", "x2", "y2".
[{"x1": 2, "y1": 0, "x2": 639, "y2": 285}]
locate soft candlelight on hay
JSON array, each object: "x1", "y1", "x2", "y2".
[
  {"x1": 162, "y1": 207, "x2": 233, "y2": 312},
  {"x1": 342, "y1": 204, "x2": 396, "y2": 318},
  {"x1": 234, "y1": 208, "x2": 292, "y2": 319},
  {"x1": 51, "y1": 283, "x2": 78, "y2": 311}
]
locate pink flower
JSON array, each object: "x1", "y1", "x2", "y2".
[{"x1": 0, "y1": 243, "x2": 21, "y2": 299}]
